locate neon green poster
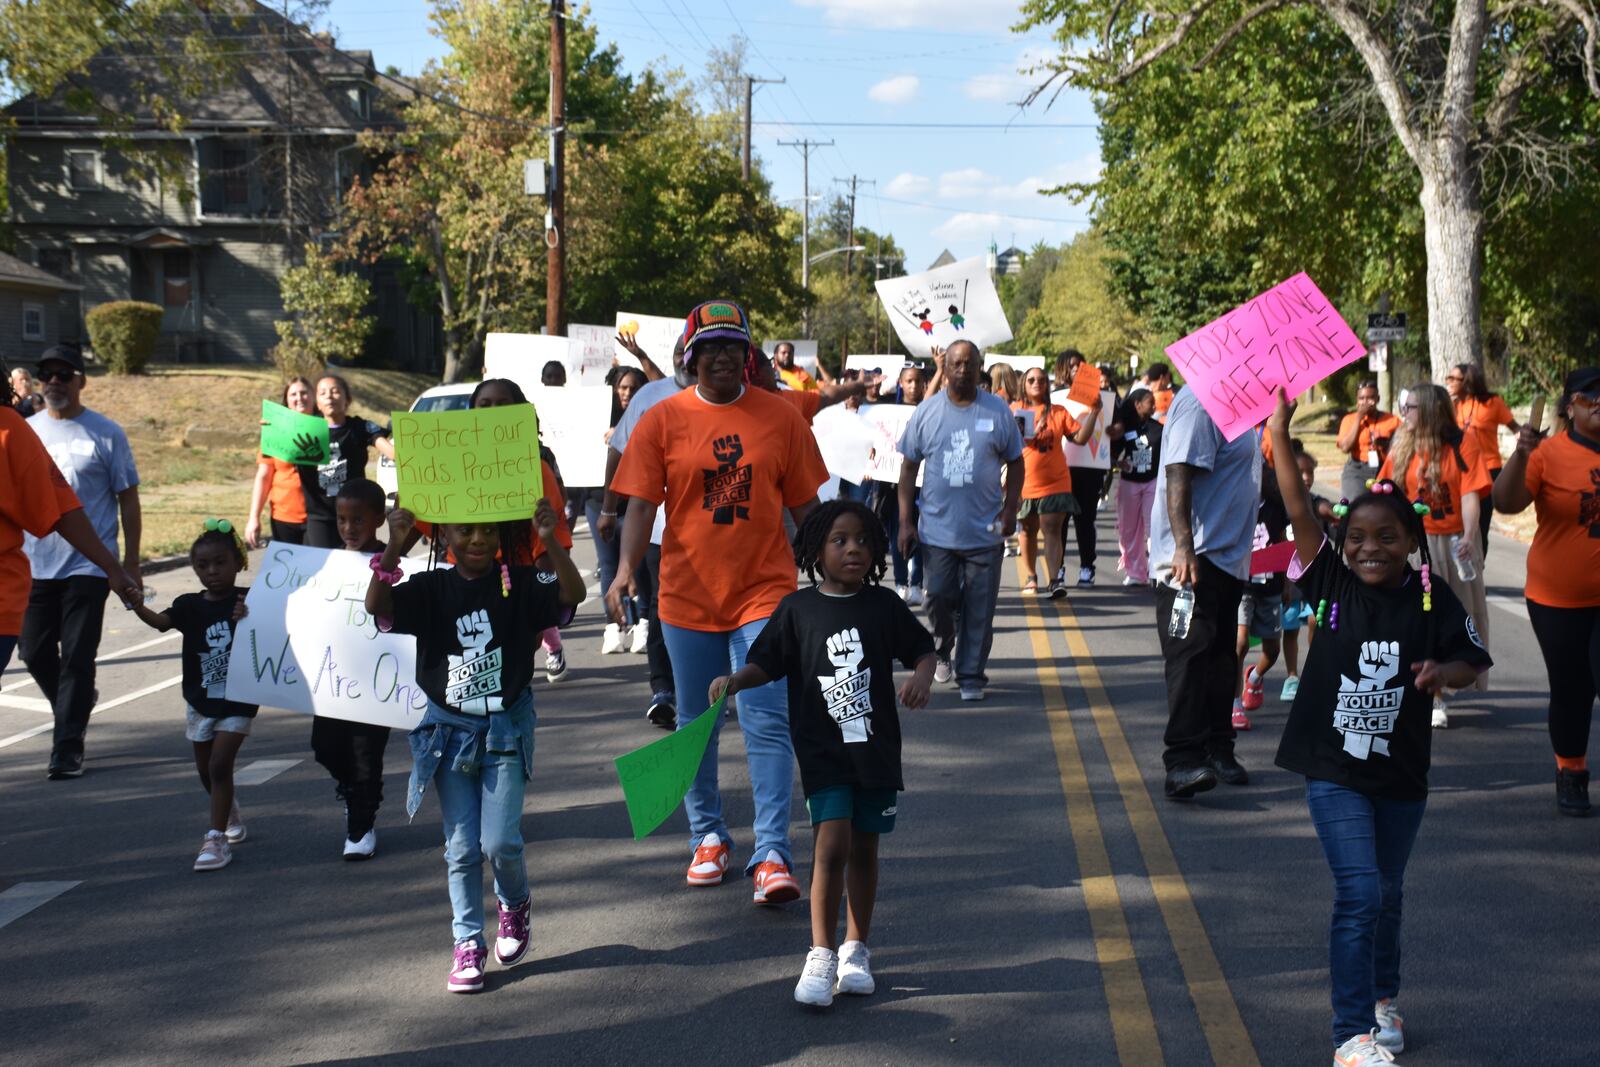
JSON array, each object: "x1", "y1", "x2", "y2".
[
  {"x1": 614, "y1": 697, "x2": 721, "y2": 840},
  {"x1": 391, "y1": 403, "x2": 545, "y2": 523},
  {"x1": 259, "y1": 400, "x2": 330, "y2": 464}
]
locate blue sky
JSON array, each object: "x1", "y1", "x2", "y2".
[{"x1": 323, "y1": 0, "x2": 1100, "y2": 271}]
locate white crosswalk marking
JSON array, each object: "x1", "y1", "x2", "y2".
[
  {"x1": 234, "y1": 759, "x2": 302, "y2": 786},
  {"x1": 0, "y1": 693, "x2": 52, "y2": 713},
  {"x1": 1486, "y1": 593, "x2": 1530, "y2": 621},
  {"x1": 0, "y1": 631, "x2": 180, "y2": 693},
  {"x1": 0, "y1": 881, "x2": 81, "y2": 930},
  {"x1": 0, "y1": 675, "x2": 182, "y2": 750}
]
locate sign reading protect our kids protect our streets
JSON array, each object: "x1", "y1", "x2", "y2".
[
  {"x1": 874, "y1": 256, "x2": 1012, "y2": 360},
  {"x1": 1165, "y1": 272, "x2": 1367, "y2": 442},
  {"x1": 391, "y1": 404, "x2": 544, "y2": 523}
]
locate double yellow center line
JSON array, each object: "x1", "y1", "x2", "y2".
[{"x1": 1017, "y1": 560, "x2": 1259, "y2": 1065}]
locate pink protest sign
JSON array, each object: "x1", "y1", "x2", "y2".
[{"x1": 1165, "y1": 273, "x2": 1366, "y2": 442}]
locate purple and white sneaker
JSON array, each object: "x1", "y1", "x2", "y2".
[
  {"x1": 495, "y1": 897, "x2": 531, "y2": 966},
  {"x1": 447, "y1": 940, "x2": 486, "y2": 993}
]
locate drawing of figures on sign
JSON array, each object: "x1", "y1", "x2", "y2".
[{"x1": 874, "y1": 256, "x2": 1012, "y2": 360}]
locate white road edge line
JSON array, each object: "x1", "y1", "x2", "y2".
[
  {"x1": 0, "y1": 694, "x2": 52, "y2": 713},
  {"x1": 1486, "y1": 593, "x2": 1530, "y2": 621},
  {"x1": 0, "y1": 881, "x2": 82, "y2": 930},
  {"x1": 235, "y1": 759, "x2": 302, "y2": 786},
  {"x1": 0, "y1": 630, "x2": 181, "y2": 694},
  {"x1": 0, "y1": 674, "x2": 182, "y2": 751}
]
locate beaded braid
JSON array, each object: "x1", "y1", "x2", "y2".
[{"x1": 1315, "y1": 479, "x2": 1436, "y2": 643}]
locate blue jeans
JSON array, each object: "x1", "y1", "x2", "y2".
[
  {"x1": 584, "y1": 494, "x2": 622, "y2": 598},
  {"x1": 661, "y1": 619, "x2": 794, "y2": 874},
  {"x1": 1305, "y1": 778, "x2": 1427, "y2": 1046},
  {"x1": 922, "y1": 543, "x2": 1004, "y2": 686},
  {"x1": 877, "y1": 484, "x2": 922, "y2": 588}
]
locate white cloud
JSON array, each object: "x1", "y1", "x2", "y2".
[
  {"x1": 867, "y1": 74, "x2": 920, "y2": 104},
  {"x1": 930, "y1": 211, "x2": 1089, "y2": 248},
  {"x1": 963, "y1": 46, "x2": 1059, "y2": 103},
  {"x1": 885, "y1": 172, "x2": 932, "y2": 198},
  {"x1": 933, "y1": 154, "x2": 1102, "y2": 202},
  {"x1": 795, "y1": 0, "x2": 1022, "y2": 31},
  {"x1": 937, "y1": 168, "x2": 997, "y2": 199}
]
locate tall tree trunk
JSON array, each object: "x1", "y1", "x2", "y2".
[{"x1": 1419, "y1": 142, "x2": 1486, "y2": 381}]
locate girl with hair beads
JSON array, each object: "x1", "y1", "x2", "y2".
[
  {"x1": 710, "y1": 499, "x2": 937, "y2": 1007},
  {"x1": 131, "y1": 520, "x2": 255, "y2": 871},
  {"x1": 365, "y1": 499, "x2": 583, "y2": 994},
  {"x1": 1267, "y1": 390, "x2": 1491, "y2": 1066}
]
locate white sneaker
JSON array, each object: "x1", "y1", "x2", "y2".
[
  {"x1": 933, "y1": 659, "x2": 953, "y2": 685},
  {"x1": 959, "y1": 684, "x2": 985, "y2": 702},
  {"x1": 906, "y1": 587, "x2": 924, "y2": 607},
  {"x1": 630, "y1": 618, "x2": 650, "y2": 654},
  {"x1": 895, "y1": 584, "x2": 910, "y2": 600},
  {"x1": 194, "y1": 830, "x2": 231, "y2": 871},
  {"x1": 225, "y1": 800, "x2": 247, "y2": 843},
  {"x1": 794, "y1": 946, "x2": 838, "y2": 1006},
  {"x1": 343, "y1": 829, "x2": 377, "y2": 861},
  {"x1": 1431, "y1": 697, "x2": 1448, "y2": 729},
  {"x1": 1374, "y1": 998, "x2": 1404, "y2": 1053},
  {"x1": 1122, "y1": 576, "x2": 1140, "y2": 587},
  {"x1": 835, "y1": 940, "x2": 874, "y2": 995},
  {"x1": 1333, "y1": 1030, "x2": 1395, "y2": 1066},
  {"x1": 1078, "y1": 565, "x2": 1096, "y2": 586},
  {"x1": 601, "y1": 623, "x2": 626, "y2": 655}
]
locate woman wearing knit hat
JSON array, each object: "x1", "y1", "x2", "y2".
[{"x1": 608, "y1": 300, "x2": 831, "y2": 904}]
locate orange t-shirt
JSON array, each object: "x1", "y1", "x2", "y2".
[
  {"x1": 1013, "y1": 402, "x2": 1083, "y2": 498},
  {"x1": 1, "y1": 407, "x2": 83, "y2": 633},
  {"x1": 1455, "y1": 395, "x2": 1514, "y2": 471},
  {"x1": 1522, "y1": 431, "x2": 1600, "y2": 608},
  {"x1": 1153, "y1": 387, "x2": 1174, "y2": 421},
  {"x1": 778, "y1": 388, "x2": 823, "y2": 424},
  {"x1": 1337, "y1": 411, "x2": 1403, "y2": 465},
  {"x1": 257, "y1": 452, "x2": 308, "y2": 525},
  {"x1": 413, "y1": 460, "x2": 571, "y2": 565},
  {"x1": 1379, "y1": 434, "x2": 1493, "y2": 536},
  {"x1": 612, "y1": 386, "x2": 829, "y2": 632}
]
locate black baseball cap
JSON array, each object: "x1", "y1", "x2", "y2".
[
  {"x1": 1563, "y1": 366, "x2": 1600, "y2": 399},
  {"x1": 37, "y1": 344, "x2": 85, "y2": 373}
]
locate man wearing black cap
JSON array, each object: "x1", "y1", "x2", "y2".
[{"x1": 21, "y1": 344, "x2": 142, "y2": 779}]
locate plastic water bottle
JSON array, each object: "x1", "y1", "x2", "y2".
[
  {"x1": 1450, "y1": 535, "x2": 1477, "y2": 582},
  {"x1": 1169, "y1": 585, "x2": 1195, "y2": 639}
]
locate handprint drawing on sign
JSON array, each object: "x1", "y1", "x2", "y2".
[
  {"x1": 1335, "y1": 640, "x2": 1402, "y2": 759},
  {"x1": 701, "y1": 434, "x2": 751, "y2": 525},
  {"x1": 290, "y1": 431, "x2": 324, "y2": 464},
  {"x1": 817, "y1": 627, "x2": 873, "y2": 744}
]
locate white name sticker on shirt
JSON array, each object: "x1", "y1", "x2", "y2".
[
  {"x1": 976, "y1": 418, "x2": 994, "y2": 432},
  {"x1": 1366, "y1": 450, "x2": 1380, "y2": 468},
  {"x1": 70, "y1": 439, "x2": 96, "y2": 456}
]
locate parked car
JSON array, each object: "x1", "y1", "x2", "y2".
[{"x1": 375, "y1": 382, "x2": 476, "y2": 496}]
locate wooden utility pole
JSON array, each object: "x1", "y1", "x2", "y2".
[
  {"x1": 779, "y1": 138, "x2": 832, "y2": 337},
  {"x1": 742, "y1": 74, "x2": 784, "y2": 181},
  {"x1": 833, "y1": 175, "x2": 874, "y2": 276},
  {"x1": 545, "y1": 0, "x2": 567, "y2": 336}
]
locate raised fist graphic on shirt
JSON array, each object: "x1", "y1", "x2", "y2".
[
  {"x1": 456, "y1": 610, "x2": 493, "y2": 651},
  {"x1": 204, "y1": 621, "x2": 232, "y2": 651},
  {"x1": 712, "y1": 435, "x2": 744, "y2": 468},
  {"x1": 826, "y1": 627, "x2": 865, "y2": 675},
  {"x1": 817, "y1": 627, "x2": 872, "y2": 744},
  {"x1": 1353, "y1": 640, "x2": 1400, "y2": 691}
]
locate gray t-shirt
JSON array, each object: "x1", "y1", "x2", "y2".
[
  {"x1": 24, "y1": 408, "x2": 140, "y2": 580},
  {"x1": 1149, "y1": 387, "x2": 1263, "y2": 582},
  {"x1": 899, "y1": 390, "x2": 1024, "y2": 551}
]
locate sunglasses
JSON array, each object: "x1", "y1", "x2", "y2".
[
  {"x1": 37, "y1": 368, "x2": 78, "y2": 383},
  {"x1": 1400, "y1": 403, "x2": 1419, "y2": 412}
]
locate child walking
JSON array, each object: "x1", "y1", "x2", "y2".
[
  {"x1": 1267, "y1": 390, "x2": 1491, "y2": 1066},
  {"x1": 1232, "y1": 461, "x2": 1289, "y2": 731},
  {"x1": 131, "y1": 519, "x2": 255, "y2": 871},
  {"x1": 365, "y1": 500, "x2": 583, "y2": 994},
  {"x1": 710, "y1": 500, "x2": 936, "y2": 1007},
  {"x1": 310, "y1": 478, "x2": 392, "y2": 859}
]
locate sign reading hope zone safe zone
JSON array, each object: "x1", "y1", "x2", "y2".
[
  {"x1": 392, "y1": 404, "x2": 544, "y2": 523},
  {"x1": 1165, "y1": 272, "x2": 1367, "y2": 442}
]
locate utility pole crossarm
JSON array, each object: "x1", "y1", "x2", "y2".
[{"x1": 742, "y1": 75, "x2": 785, "y2": 181}]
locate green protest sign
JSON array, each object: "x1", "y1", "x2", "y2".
[
  {"x1": 614, "y1": 696, "x2": 722, "y2": 840},
  {"x1": 260, "y1": 400, "x2": 330, "y2": 464},
  {"x1": 391, "y1": 403, "x2": 545, "y2": 523}
]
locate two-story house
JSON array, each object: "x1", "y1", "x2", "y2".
[{"x1": 3, "y1": 4, "x2": 439, "y2": 369}]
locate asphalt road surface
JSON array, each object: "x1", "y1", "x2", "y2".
[{"x1": 2, "y1": 507, "x2": 1594, "y2": 1066}]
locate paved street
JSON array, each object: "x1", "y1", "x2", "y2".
[{"x1": 2, "y1": 510, "x2": 1595, "y2": 1066}]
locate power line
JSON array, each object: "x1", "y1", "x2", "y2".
[{"x1": 862, "y1": 191, "x2": 1090, "y2": 226}]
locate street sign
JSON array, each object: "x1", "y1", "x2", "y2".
[
  {"x1": 1367, "y1": 312, "x2": 1406, "y2": 342},
  {"x1": 1368, "y1": 341, "x2": 1389, "y2": 372}
]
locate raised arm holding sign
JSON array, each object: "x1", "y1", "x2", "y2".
[{"x1": 391, "y1": 404, "x2": 544, "y2": 523}]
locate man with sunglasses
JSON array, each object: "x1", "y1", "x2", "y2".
[{"x1": 21, "y1": 344, "x2": 142, "y2": 779}]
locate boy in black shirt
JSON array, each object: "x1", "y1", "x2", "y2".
[{"x1": 712, "y1": 500, "x2": 937, "y2": 1008}]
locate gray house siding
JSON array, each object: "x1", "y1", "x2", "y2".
[
  {"x1": 201, "y1": 240, "x2": 288, "y2": 361},
  {"x1": 1, "y1": 286, "x2": 71, "y2": 362}
]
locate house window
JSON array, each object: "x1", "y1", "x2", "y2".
[
  {"x1": 67, "y1": 150, "x2": 101, "y2": 191},
  {"x1": 346, "y1": 85, "x2": 369, "y2": 119},
  {"x1": 162, "y1": 249, "x2": 192, "y2": 308},
  {"x1": 220, "y1": 145, "x2": 250, "y2": 211},
  {"x1": 22, "y1": 303, "x2": 46, "y2": 341},
  {"x1": 37, "y1": 248, "x2": 75, "y2": 281}
]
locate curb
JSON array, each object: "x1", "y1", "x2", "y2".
[{"x1": 140, "y1": 554, "x2": 191, "y2": 576}]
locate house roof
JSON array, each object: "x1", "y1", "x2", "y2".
[
  {"x1": 928, "y1": 249, "x2": 957, "y2": 270},
  {"x1": 997, "y1": 246, "x2": 1026, "y2": 259},
  {"x1": 4, "y1": 1, "x2": 407, "y2": 132},
  {"x1": 0, "y1": 252, "x2": 81, "y2": 293}
]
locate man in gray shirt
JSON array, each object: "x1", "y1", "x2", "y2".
[
  {"x1": 1149, "y1": 386, "x2": 1262, "y2": 799},
  {"x1": 22, "y1": 344, "x2": 142, "y2": 780},
  {"x1": 897, "y1": 340, "x2": 1024, "y2": 702}
]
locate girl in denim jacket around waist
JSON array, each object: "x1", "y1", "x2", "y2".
[{"x1": 366, "y1": 498, "x2": 583, "y2": 995}]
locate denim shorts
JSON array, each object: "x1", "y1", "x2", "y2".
[
  {"x1": 185, "y1": 705, "x2": 254, "y2": 741},
  {"x1": 806, "y1": 784, "x2": 899, "y2": 834},
  {"x1": 1238, "y1": 590, "x2": 1284, "y2": 639}
]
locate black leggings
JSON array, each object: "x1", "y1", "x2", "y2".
[
  {"x1": 311, "y1": 717, "x2": 391, "y2": 839},
  {"x1": 1479, "y1": 467, "x2": 1500, "y2": 559},
  {"x1": 304, "y1": 515, "x2": 340, "y2": 549},
  {"x1": 1527, "y1": 599, "x2": 1600, "y2": 761},
  {"x1": 271, "y1": 519, "x2": 306, "y2": 545},
  {"x1": 1068, "y1": 467, "x2": 1106, "y2": 567}
]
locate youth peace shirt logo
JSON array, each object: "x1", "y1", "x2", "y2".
[
  {"x1": 702, "y1": 434, "x2": 752, "y2": 525},
  {"x1": 816, "y1": 627, "x2": 873, "y2": 744},
  {"x1": 201, "y1": 621, "x2": 233, "y2": 698},
  {"x1": 446, "y1": 609, "x2": 504, "y2": 714},
  {"x1": 1334, "y1": 640, "x2": 1405, "y2": 760},
  {"x1": 943, "y1": 429, "x2": 974, "y2": 487},
  {"x1": 1581, "y1": 467, "x2": 1600, "y2": 535}
]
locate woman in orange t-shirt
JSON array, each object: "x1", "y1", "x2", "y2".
[
  {"x1": 608, "y1": 300, "x2": 828, "y2": 899},
  {"x1": 1492, "y1": 367, "x2": 1600, "y2": 815},
  {"x1": 1012, "y1": 368, "x2": 1100, "y2": 597},
  {"x1": 1379, "y1": 383, "x2": 1493, "y2": 720},
  {"x1": 1448, "y1": 362, "x2": 1519, "y2": 557},
  {"x1": 245, "y1": 376, "x2": 315, "y2": 548}
]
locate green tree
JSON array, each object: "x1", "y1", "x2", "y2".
[
  {"x1": 273, "y1": 244, "x2": 374, "y2": 378},
  {"x1": 1016, "y1": 230, "x2": 1149, "y2": 366}
]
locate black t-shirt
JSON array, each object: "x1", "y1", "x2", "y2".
[
  {"x1": 1274, "y1": 543, "x2": 1493, "y2": 799},
  {"x1": 168, "y1": 591, "x2": 258, "y2": 719},
  {"x1": 389, "y1": 565, "x2": 567, "y2": 714},
  {"x1": 298, "y1": 419, "x2": 390, "y2": 521},
  {"x1": 745, "y1": 585, "x2": 936, "y2": 794},
  {"x1": 1247, "y1": 492, "x2": 1290, "y2": 597},
  {"x1": 1117, "y1": 416, "x2": 1162, "y2": 483}
]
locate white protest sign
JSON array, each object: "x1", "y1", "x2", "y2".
[
  {"x1": 485, "y1": 332, "x2": 574, "y2": 382},
  {"x1": 762, "y1": 339, "x2": 820, "y2": 375},
  {"x1": 987, "y1": 353, "x2": 1047, "y2": 373},
  {"x1": 614, "y1": 312, "x2": 681, "y2": 375},
  {"x1": 522, "y1": 384, "x2": 612, "y2": 487},
  {"x1": 860, "y1": 404, "x2": 918, "y2": 483},
  {"x1": 1053, "y1": 388, "x2": 1115, "y2": 470},
  {"x1": 569, "y1": 323, "x2": 616, "y2": 385},
  {"x1": 810, "y1": 404, "x2": 877, "y2": 483},
  {"x1": 874, "y1": 256, "x2": 1012, "y2": 360},
  {"x1": 225, "y1": 543, "x2": 428, "y2": 730}
]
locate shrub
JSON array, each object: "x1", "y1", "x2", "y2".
[
  {"x1": 273, "y1": 244, "x2": 374, "y2": 373},
  {"x1": 86, "y1": 301, "x2": 163, "y2": 375}
]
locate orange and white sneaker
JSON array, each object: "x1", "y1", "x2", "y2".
[
  {"x1": 1333, "y1": 1030, "x2": 1396, "y2": 1066},
  {"x1": 686, "y1": 834, "x2": 730, "y2": 887},
  {"x1": 752, "y1": 849, "x2": 801, "y2": 905}
]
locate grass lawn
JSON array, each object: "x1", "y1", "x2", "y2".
[{"x1": 72, "y1": 365, "x2": 437, "y2": 560}]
